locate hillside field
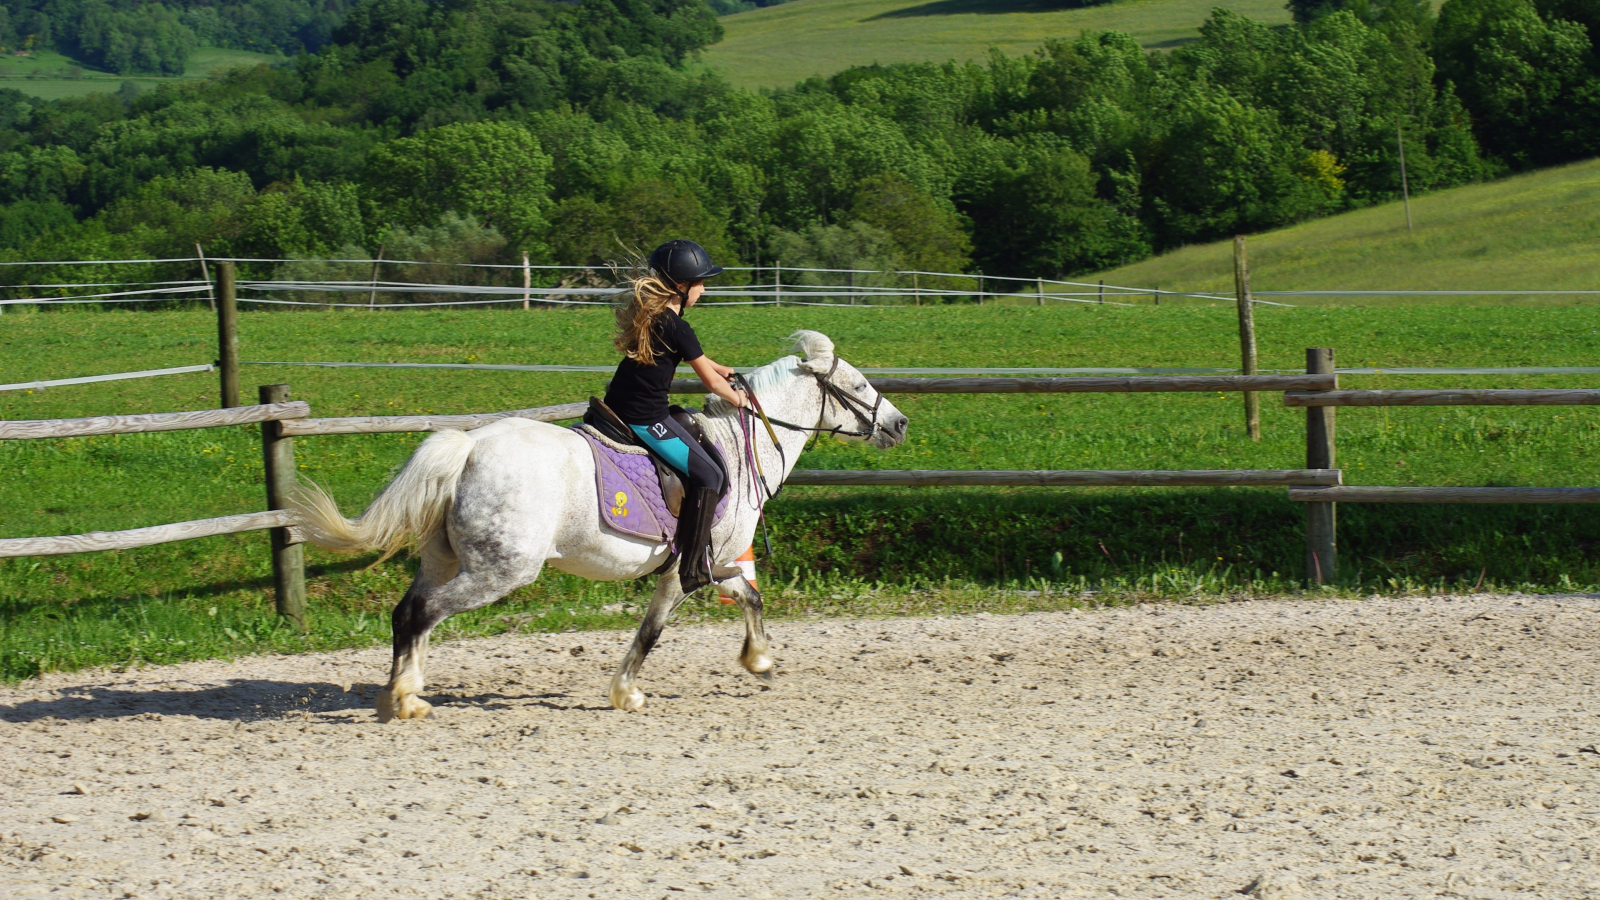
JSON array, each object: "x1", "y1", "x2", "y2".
[
  {"x1": 701, "y1": 0, "x2": 1293, "y2": 89},
  {"x1": 3, "y1": 302, "x2": 1600, "y2": 680},
  {"x1": 0, "y1": 47, "x2": 278, "y2": 100},
  {"x1": 1093, "y1": 157, "x2": 1600, "y2": 300}
]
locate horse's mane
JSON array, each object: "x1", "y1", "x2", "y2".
[
  {"x1": 703, "y1": 355, "x2": 798, "y2": 418},
  {"x1": 703, "y1": 331, "x2": 834, "y2": 417}
]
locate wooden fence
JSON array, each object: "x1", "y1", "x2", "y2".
[{"x1": 2, "y1": 350, "x2": 1596, "y2": 626}]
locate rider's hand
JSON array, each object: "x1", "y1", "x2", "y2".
[
  {"x1": 729, "y1": 388, "x2": 749, "y2": 409},
  {"x1": 713, "y1": 363, "x2": 738, "y2": 380}
]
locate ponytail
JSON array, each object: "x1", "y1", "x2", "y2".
[{"x1": 614, "y1": 270, "x2": 679, "y2": 366}]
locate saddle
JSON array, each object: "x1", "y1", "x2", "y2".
[
  {"x1": 576, "y1": 397, "x2": 727, "y2": 546},
  {"x1": 581, "y1": 397, "x2": 722, "y2": 517}
]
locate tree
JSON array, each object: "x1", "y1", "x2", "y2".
[
  {"x1": 847, "y1": 172, "x2": 971, "y2": 274},
  {"x1": 1434, "y1": 0, "x2": 1598, "y2": 168},
  {"x1": 363, "y1": 121, "x2": 553, "y2": 253},
  {"x1": 964, "y1": 147, "x2": 1147, "y2": 277}
]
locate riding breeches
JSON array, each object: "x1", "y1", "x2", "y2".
[{"x1": 629, "y1": 416, "x2": 726, "y2": 493}]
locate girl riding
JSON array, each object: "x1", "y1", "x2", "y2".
[{"x1": 603, "y1": 239, "x2": 747, "y2": 593}]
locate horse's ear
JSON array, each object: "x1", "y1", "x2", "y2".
[
  {"x1": 798, "y1": 353, "x2": 833, "y2": 375},
  {"x1": 789, "y1": 330, "x2": 835, "y2": 373}
]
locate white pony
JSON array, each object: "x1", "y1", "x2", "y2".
[{"x1": 293, "y1": 331, "x2": 909, "y2": 720}]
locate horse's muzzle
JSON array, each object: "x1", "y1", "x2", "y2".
[{"x1": 875, "y1": 414, "x2": 910, "y2": 448}]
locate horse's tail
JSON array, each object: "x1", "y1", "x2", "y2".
[{"x1": 291, "y1": 429, "x2": 477, "y2": 559}]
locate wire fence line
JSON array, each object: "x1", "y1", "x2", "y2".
[
  {"x1": 0, "y1": 256, "x2": 1596, "y2": 310},
  {"x1": 0, "y1": 364, "x2": 214, "y2": 393}
]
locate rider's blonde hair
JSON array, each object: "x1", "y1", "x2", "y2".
[{"x1": 613, "y1": 270, "x2": 682, "y2": 366}]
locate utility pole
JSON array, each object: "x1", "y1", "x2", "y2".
[{"x1": 1398, "y1": 123, "x2": 1413, "y2": 232}]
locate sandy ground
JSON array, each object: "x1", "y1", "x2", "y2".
[{"x1": 2, "y1": 593, "x2": 1597, "y2": 899}]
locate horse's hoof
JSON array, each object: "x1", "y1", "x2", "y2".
[
  {"x1": 610, "y1": 683, "x2": 646, "y2": 712},
  {"x1": 375, "y1": 689, "x2": 399, "y2": 723},
  {"x1": 741, "y1": 653, "x2": 775, "y2": 677},
  {"x1": 398, "y1": 696, "x2": 434, "y2": 719},
  {"x1": 377, "y1": 690, "x2": 433, "y2": 722}
]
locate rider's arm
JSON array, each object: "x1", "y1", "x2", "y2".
[{"x1": 689, "y1": 355, "x2": 747, "y2": 408}]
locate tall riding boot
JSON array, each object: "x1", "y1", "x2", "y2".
[{"x1": 676, "y1": 486, "x2": 720, "y2": 595}]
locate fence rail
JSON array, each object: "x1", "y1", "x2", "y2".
[
  {"x1": 1284, "y1": 389, "x2": 1600, "y2": 407},
  {"x1": 0, "y1": 510, "x2": 295, "y2": 559},
  {"x1": 1288, "y1": 486, "x2": 1600, "y2": 503},
  {"x1": 670, "y1": 374, "x2": 1338, "y2": 395},
  {"x1": 279, "y1": 402, "x2": 588, "y2": 436},
  {"x1": 0, "y1": 401, "x2": 309, "y2": 440},
  {"x1": 789, "y1": 469, "x2": 1342, "y2": 487}
]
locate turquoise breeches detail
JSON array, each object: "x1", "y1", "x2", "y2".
[{"x1": 630, "y1": 424, "x2": 692, "y2": 475}]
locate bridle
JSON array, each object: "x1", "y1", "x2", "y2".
[
  {"x1": 730, "y1": 357, "x2": 887, "y2": 499},
  {"x1": 726, "y1": 357, "x2": 887, "y2": 556},
  {"x1": 739, "y1": 357, "x2": 885, "y2": 443}
]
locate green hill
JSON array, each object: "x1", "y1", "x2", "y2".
[
  {"x1": 701, "y1": 0, "x2": 1292, "y2": 89},
  {"x1": 0, "y1": 47, "x2": 277, "y2": 101},
  {"x1": 1090, "y1": 158, "x2": 1600, "y2": 302}
]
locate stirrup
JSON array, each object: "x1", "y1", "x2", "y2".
[{"x1": 679, "y1": 547, "x2": 713, "y2": 595}]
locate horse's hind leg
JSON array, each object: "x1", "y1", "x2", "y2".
[
  {"x1": 717, "y1": 573, "x2": 774, "y2": 681},
  {"x1": 377, "y1": 533, "x2": 538, "y2": 723},
  {"x1": 609, "y1": 574, "x2": 690, "y2": 711},
  {"x1": 377, "y1": 532, "x2": 459, "y2": 722}
]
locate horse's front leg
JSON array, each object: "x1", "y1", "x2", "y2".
[
  {"x1": 609, "y1": 573, "x2": 689, "y2": 711},
  {"x1": 716, "y1": 572, "x2": 774, "y2": 681}
]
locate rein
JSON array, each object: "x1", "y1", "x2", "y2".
[
  {"x1": 727, "y1": 358, "x2": 886, "y2": 559},
  {"x1": 743, "y1": 358, "x2": 882, "y2": 442},
  {"x1": 730, "y1": 357, "x2": 885, "y2": 498}
]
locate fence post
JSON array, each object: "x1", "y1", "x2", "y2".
[
  {"x1": 1037, "y1": 277, "x2": 1044, "y2": 306},
  {"x1": 216, "y1": 260, "x2": 239, "y2": 409},
  {"x1": 1305, "y1": 347, "x2": 1336, "y2": 587},
  {"x1": 1098, "y1": 280, "x2": 1104, "y2": 304},
  {"x1": 848, "y1": 269, "x2": 855, "y2": 305},
  {"x1": 522, "y1": 251, "x2": 531, "y2": 310},
  {"x1": 1234, "y1": 236, "x2": 1260, "y2": 441},
  {"x1": 259, "y1": 383, "x2": 307, "y2": 630},
  {"x1": 196, "y1": 243, "x2": 216, "y2": 312},
  {"x1": 774, "y1": 260, "x2": 781, "y2": 307}
]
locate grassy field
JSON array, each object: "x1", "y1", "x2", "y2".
[
  {"x1": 1093, "y1": 157, "x2": 1600, "y2": 299},
  {"x1": 3, "y1": 302, "x2": 1599, "y2": 680},
  {"x1": 0, "y1": 47, "x2": 278, "y2": 101},
  {"x1": 700, "y1": 0, "x2": 1292, "y2": 89}
]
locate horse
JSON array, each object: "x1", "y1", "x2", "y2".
[{"x1": 291, "y1": 331, "x2": 910, "y2": 720}]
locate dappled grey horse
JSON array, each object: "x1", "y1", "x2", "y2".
[{"x1": 292, "y1": 331, "x2": 909, "y2": 720}]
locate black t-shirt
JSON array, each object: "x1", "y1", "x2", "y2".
[{"x1": 604, "y1": 307, "x2": 704, "y2": 425}]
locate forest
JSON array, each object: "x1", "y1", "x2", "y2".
[
  {"x1": 0, "y1": 0, "x2": 360, "y2": 73},
  {"x1": 0, "y1": 0, "x2": 1594, "y2": 280}
]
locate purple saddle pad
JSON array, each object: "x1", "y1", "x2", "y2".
[{"x1": 574, "y1": 427, "x2": 728, "y2": 546}]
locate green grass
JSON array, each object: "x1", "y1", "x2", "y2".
[
  {"x1": 0, "y1": 47, "x2": 278, "y2": 100},
  {"x1": 4, "y1": 303, "x2": 1600, "y2": 681},
  {"x1": 1093, "y1": 157, "x2": 1600, "y2": 300},
  {"x1": 700, "y1": 0, "x2": 1292, "y2": 90}
]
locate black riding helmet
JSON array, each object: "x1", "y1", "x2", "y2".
[{"x1": 649, "y1": 239, "x2": 724, "y2": 288}]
